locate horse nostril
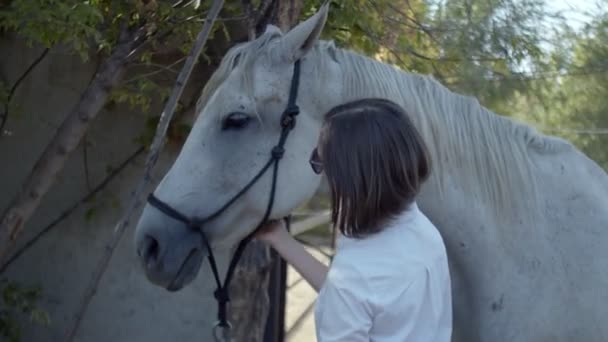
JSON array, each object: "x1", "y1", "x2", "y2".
[{"x1": 141, "y1": 235, "x2": 160, "y2": 268}]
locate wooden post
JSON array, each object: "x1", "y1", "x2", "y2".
[{"x1": 263, "y1": 250, "x2": 288, "y2": 342}]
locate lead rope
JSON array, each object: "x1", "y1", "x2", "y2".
[{"x1": 147, "y1": 61, "x2": 301, "y2": 342}]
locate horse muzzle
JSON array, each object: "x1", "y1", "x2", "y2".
[{"x1": 135, "y1": 214, "x2": 206, "y2": 291}]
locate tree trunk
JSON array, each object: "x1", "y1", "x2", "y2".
[
  {"x1": 0, "y1": 24, "x2": 145, "y2": 262},
  {"x1": 271, "y1": 0, "x2": 305, "y2": 32},
  {"x1": 229, "y1": 1, "x2": 304, "y2": 341},
  {"x1": 229, "y1": 241, "x2": 274, "y2": 342}
]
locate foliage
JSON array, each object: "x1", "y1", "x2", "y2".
[
  {"x1": 0, "y1": 279, "x2": 49, "y2": 342},
  {"x1": 0, "y1": 0, "x2": 230, "y2": 110},
  {"x1": 555, "y1": 8, "x2": 607, "y2": 168},
  {"x1": 303, "y1": 0, "x2": 561, "y2": 109},
  {"x1": 135, "y1": 110, "x2": 193, "y2": 147},
  {"x1": 301, "y1": 0, "x2": 607, "y2": 169},
  {"x1": 0, "y1": 0, "x2": 237, "y2": 150},
  {"x1": 3, "y1": 0, "x2": 596, "y2": 153},
  {"x1": 510, "y1": 5, "x2": 608, "y2": 169},
  {"x1": 109, "y1": 77, "x2": 172, "y2": 113},
  {"x1": 2, "y1": 0, "x2": 605, "y2": 165},
  {"x1": 0, "y1": 0, "x2": 104, "y2": 60}
]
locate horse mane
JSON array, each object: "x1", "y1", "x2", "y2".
[{"x1": 326, "y1": 43, "x2": 573, "y2": 220}]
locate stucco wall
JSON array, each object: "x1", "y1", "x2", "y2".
[{"x1": 0, "y1": 36, "x2": 232, "y2": 342}]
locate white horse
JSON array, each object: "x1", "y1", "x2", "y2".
[{"x1": 134, "y1": 4, "x2": 608, "y2": 341}]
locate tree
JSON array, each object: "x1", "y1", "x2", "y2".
[
  {"x1": 0, "y1": 1, "x2": 275, "y2": 340},
  {"x1": 497, "y1": 1, "x2": 608, "y2": 169},
  {"x1": 305, "y1": 0, "x2": 559, "y2": 110},
  {"x1": 0, "y1": 0, "x2": 223, "y2": 260}
]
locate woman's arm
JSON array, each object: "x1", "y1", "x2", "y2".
[{"x1": 257, "y1": 220, "x2": 328, "y2": 292}]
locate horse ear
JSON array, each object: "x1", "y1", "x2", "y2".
[{"x1": 275, "y1": 2, "x2": 329, "y2": 63}]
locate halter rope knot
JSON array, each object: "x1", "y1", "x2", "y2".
[{"x1": 271, "y1": 146, "x2": 285, "y2": 159}]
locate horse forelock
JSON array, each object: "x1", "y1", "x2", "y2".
[{"x1": 195, "y1": 30, "x2": 283, "y2": 116}]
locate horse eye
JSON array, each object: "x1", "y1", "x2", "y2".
[{"x1": 222, "y1": 112, "x2": 250, "y2": 131}]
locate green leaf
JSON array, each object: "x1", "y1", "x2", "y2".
[
  {"x1": 84, "y1": 206, "x2": 97, "y2": 222},
  {"x1": 1, "y1": 281, "x2": 48, "y2": 342},
  {"x1": 29, "y1": 309, "x2": 50, "y2": 326}
]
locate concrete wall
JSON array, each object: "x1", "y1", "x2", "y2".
[{"x1": 0, "y1": 35, "x2": 233, "y2": 341}]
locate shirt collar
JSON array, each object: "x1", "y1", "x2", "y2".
[{"x1": 336, "y1": 202, "x2": 420, "y2": 248}]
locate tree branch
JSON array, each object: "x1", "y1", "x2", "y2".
[
  {"x1": 130, "y1": 62, "x2": 181, "y2": 74},
  {"x1": 269, "y1": 0, "x2": 304, "y2": 32},
  {"x1": 0, "y1": 23, "x2": 147, "y2": 262},
  {"x1": 1, "y1": 48, "x2": 49, "y2": 137},
  {"x1": 240, "y1": 0, "x2": 275, "y2": 40},
  {"x1": 125, "y1": 56, "x2": 187, "y2": 84},
  {"x1": 444, "y1": 68, "x2": 608, "y2": 85},
  {"x1": 541, "y1": 127, "x2": 608, "y2": 135},
  {"x1": 430, "y1": 62, "x2": 447, "y2": 83},
  {"x1": 360, "y1": 24, "x2": 502, "y2": 63},
  {"x1": 253, "y1": 0, "x2": 274, "y2": 35},
  {"x1": 241, "y1": 0, "x2": 257, "y2": 40},
  {"x1": 82, "y1": 136, "x2": 92, "y2": 191},
  {"x1": 64, "y1": 1, "x2": 225, "y2": 340},
  {"x1": 0, "y1": 146, "x2": 145, "y2": 275},
  {"x1": 257, "y1": 0, "x2": 273, "y2": 16}
]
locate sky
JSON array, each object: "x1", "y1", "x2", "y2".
[
  {"x1": 547, "y1": 0, "x2": 604, "y2": 31},
  {"x1": 517, "y1": 0, "x2": 605, "y2": 73}
]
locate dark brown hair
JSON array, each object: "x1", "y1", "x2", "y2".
[{"x1": 319, "y1": 98, "x2": 431, "y2": 238}]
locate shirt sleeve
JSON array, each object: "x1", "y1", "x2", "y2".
[{"x1": 315, "y1": 276, "x2": 373, "y2": 342}]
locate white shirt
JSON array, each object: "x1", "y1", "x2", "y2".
[{"x1": 314, "y1": 203, "x2": 452, "y2": 342}]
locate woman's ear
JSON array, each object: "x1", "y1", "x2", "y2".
[{"x1": 273, "y1": 2, "x2": 330, "y2": 63}]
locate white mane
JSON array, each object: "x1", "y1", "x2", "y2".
[{"x1": 324, "y1": 43, "x2": 571, "y2": 221}]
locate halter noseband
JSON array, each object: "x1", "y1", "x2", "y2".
[{"x1": 146, "y1": 60, "x2": 302, "y2": 339}]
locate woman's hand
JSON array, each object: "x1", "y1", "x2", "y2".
[
  {"x1": 256, "y1": 219, "x2": 291, "y2": 247},
  {"x1": 256, "y1": 219, "x2": 328, "y2": 292}
]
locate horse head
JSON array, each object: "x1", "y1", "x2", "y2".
[{"x1": 134, "y1": 4, "x2": 341, "y2": 291}]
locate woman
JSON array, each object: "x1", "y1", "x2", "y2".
[{"x1": 258, "y1": 98, "x2": 452, "y2": 341}]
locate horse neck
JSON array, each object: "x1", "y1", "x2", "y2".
[{"x1": 326, "y1": 47, "x2": 543, "y2": 223}]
